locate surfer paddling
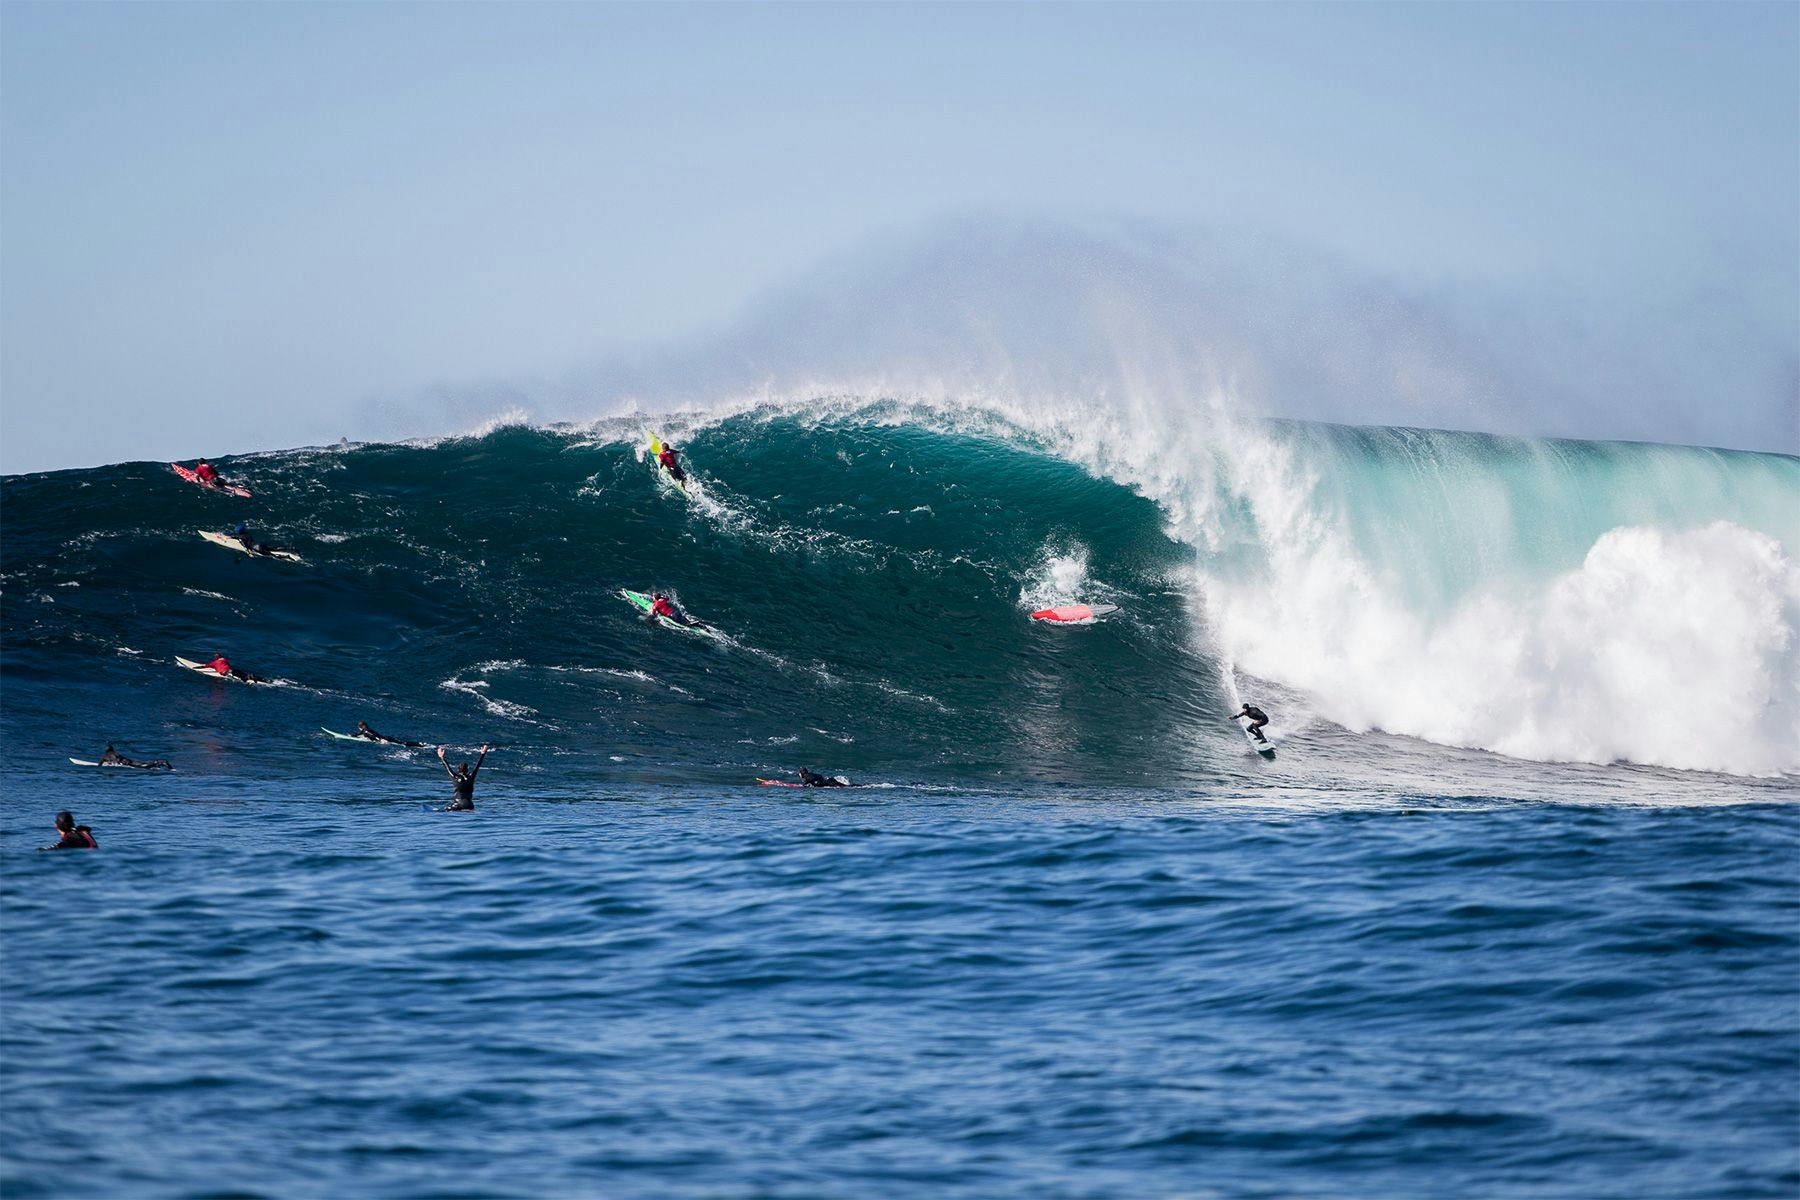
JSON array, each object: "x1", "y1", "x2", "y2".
[
  {"x1": 438, "y1": 745, "x2": 489, "y2": 811},
  {"x1": 650, "y1": 593, "x2": 708, "y2": 630},
  {"x1": 229, "y1": 522, "x2": 290, "y2": 559},
  {"x1": 204, "y1": 655, "x2": 265, "y2": 684},
  {"x1": 353, "y1": 720, "x2": 424, "y2": 748},
  {"x1": 797, "y1": 768, "x2": 850, "y2": 788},
  {"x1": 1231, "y1": 703, "x2": 1271, "y2": 744},
  {"x1": 41, "y1": 811, "x2": 97, "y2": 851},
  {"x1": 98, "y1": 744, "x2": 172, "y2": 770}
]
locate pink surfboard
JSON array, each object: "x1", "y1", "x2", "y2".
[
  {"x1": 1030, "y1": 603, "x2": 1119, "y2": 623},
  {"x1": 171, "y1": 463, "x2": 250, "y2": 498}
]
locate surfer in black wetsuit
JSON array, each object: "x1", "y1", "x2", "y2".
[
  {"x1": 41, "y1": 811, "x2": 97, "y2": 850},
  {"x1": 797, "y1": 767, "x2": 849, "y2": 788},
  {"x1": 230, "y1": 523, "x2": 287, "y2": 558},
  {"x1": 1231, "y1": 703, "x2": 1270, "y2": 743},
  {"x1": 438, "y1": 745, "x2": 489, "y2": 810},
  {"x1": 98, "y1": 744, "x2": 171, "y2": 770},
  {"x1": 356, "y1": 720, "x2": 423, "y2": 748}
]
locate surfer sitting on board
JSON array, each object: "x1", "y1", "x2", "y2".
[
  {"x1": 438, "y1": 745, "x2": 489, "y2": 811},
  {"x1": 657, "y1": 444, "x2": 686, "y2": 484},
  {"x1": 797, "y1": 767, "x2": 849, "y2": 788},
  {"x1": 650, "y1": 593, "x2": 707, "y2": 629},
  {"x1": 355, "y1": 720, "x2": 423, "y2": 748},
  {"x1": 98, "y1": 744, "x2": 171, "y2": 770},
  {"x1": 41, "y1": 811, "x2": 97, "y2": 851},
  {"x1": 1231, "y1": 704, "x2": 1271, "y2": 744},
  {"x1": 205, "y1": 654, "x2": 264, "y2": 684}
]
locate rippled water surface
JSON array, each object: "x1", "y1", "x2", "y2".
[{"x1": 4, "y1": 785, "x2": 1795, "y2": 1199}]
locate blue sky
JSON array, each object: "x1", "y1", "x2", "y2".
[{"x1": 3, "y1": 2, "x2": 1795, "y2": 471}]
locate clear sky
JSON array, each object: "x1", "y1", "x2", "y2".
[{"x1": 3, "y1": 1, "x2": 1795, "y2": 472}]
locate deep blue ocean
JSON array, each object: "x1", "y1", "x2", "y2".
[{"x1": 3, "y1": 407, "x2": 1797, "y2": 1197}]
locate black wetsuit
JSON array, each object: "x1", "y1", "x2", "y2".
[
  {"x1": 1240, "y1": 705, "x2": 1270, "y2": 742},
  {"x1": 798, "y1": 768, "x2": 848, "y2": 788},
  {"x1": 99, "y1": 748, "x2": 171, "y2": 770},
  {"x1": 444, "y1": 749, "x2": 487, "y2": 810},
  {"x1": 43, "y1": 828, "x2": 97, "y2": 850},
  {"x1": 358, "y1": 727, "x2": 423, "y2": 748}
]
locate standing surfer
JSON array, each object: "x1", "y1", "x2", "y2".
[
  {"x1": 438, "y1": 745, "x2": 489, "y2": 811},
  {"x1": 657, "y1": 443, "x2": 686, "y2": 485},
  {"x1": 1231, "y1": 703, "x2": 1271, "y2": 744}
]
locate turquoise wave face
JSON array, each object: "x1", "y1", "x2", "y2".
[{"x1": 4, "y1": 407, "x2": 1795, "y2": 786}]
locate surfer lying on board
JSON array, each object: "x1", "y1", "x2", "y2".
[
  {"x1": 438, "y1": 745, "x2": 489, "y2": 810},
  {"x1": 230, "y1": 523, "x2": 288, "y2": 558},
  {"x1": 98, "y1": 744, "x2": 171, "y2": 770},
  {"x1": 657, "y1": 444, "x2": 686, "y2": 484},
  {"x1": 205, "y1": 655, "x2": 265, "y2": 684},
  {"x1": 41, "y1": 811, "x2": 97, "y2": 851},
  {"x1": 1231, "y1": 704, "x2": 1271, "y2": 743},
  {"x1": 354, "y1": 720, "x2": 424, "y2": 748},
  {"x1": 650, "y1": 593, "x2": 708, "y2": 629},
  {"x1": 797, "y1": 767, "x2": 850, "y2": 788}
]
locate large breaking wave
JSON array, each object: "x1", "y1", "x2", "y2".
[{"x1": 3, "y1": 398, "x2": 1796, "y2": 783}]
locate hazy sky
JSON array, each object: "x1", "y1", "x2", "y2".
[{"x1": 3, "y1": 2, "x2": 1795, "y2": 472}]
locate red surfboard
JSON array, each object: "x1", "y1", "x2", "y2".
[{"x1": 171, "y1": 463, "x2": 250, "y2": 498}]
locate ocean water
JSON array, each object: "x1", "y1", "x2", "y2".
[{"x1": 3, "y1": 405, "x2": 1797, "y2": 1197}]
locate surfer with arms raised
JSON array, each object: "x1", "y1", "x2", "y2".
[{"x1": 438, "y1": 745, "x2": 489, "y2": 811}]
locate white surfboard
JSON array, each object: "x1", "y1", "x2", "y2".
[
  {"x1": 1242, "y1": 725, "x2": 1277, "y2": 758},
  {"x1": 198, "y1": 530, "x2": 302, "y2": 562},
  {"x1": 175, "y1": 655, "x2": 264, "y2": 684},
  {"x1": 69, "y1": 758, "x2": 172, "y2": 770}
]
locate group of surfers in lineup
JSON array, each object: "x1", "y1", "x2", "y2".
[{"x1": 44, "y1": 444, "x2": 857, "y2": 849}]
